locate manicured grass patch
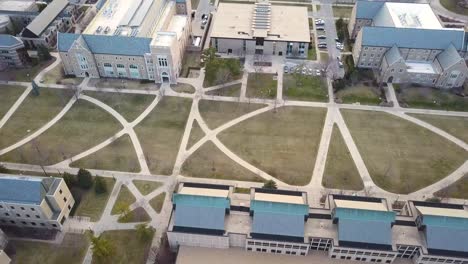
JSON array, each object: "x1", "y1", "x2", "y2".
[
  {"x1": 118, "y1": 207, "x2": 151, "y2": 223},
  {"x1": 319, "y1": 52, "x2": 329, "y2": 62},
  {"x1": 234, "y1": 187, "x2": 251, "y2": 194},
  {"x1": 1, "y1": 100, "x2": 122, "y2": 165},
  {"x1": 92, "y1": 230, "x2": 153, "y2": 264},
  {"x1": 42, "y1": 63, "x2": 83, "y2": 85},
  {"x1": 323, "y1": 125, "x2": 363, "y2": 191},
  {"x1": 11, "y1": 233, "x2": 89, "y2": 264},
  {"x1": 191, "y1": 0, "x2": 200, "y2": 9},
  {"x1": 181, "y1": 51, "x2": 201, "y2": 77},
  {"x1": 135, "y1": 97, "x2": 192, "y2": 175},
  {"x1": 219, "y1": 107, "x2": 327, "y2": 185},
  {"x1": 342, "y1": 110, "x2": 468, "y2": 194},
  {"x1": 332, "y1": 6, "x2": 353, "y2": 18},
  {"x1": 0, "y1": 85, "x2": 26, "y2": 118},
  {"x1": 435, "y1": 173, "x2": 468, "y2": 199},
  {"x1": 199, "y1": 100, "x2": 265, "y2": 129},
  {"x1": 408, "y1": 114, "x2": 468, "y2": 143},
  {"x1": 335, "y1": 84, "x2": 382, "y2": 105},
  {"x1": 308, "y1": 47, "x2": 317, "y2": 60},
  {"x1": 0, "y1": 59, "x2": 54, "y2": 82},
  {"x1": 84, "y1": 91, "x2": 156, "y2": 122},
  {"x1": 133, "y1": 180, "x2": 163, "y2": 195},
  {"x1": 246, "y1": 73, "x2": 277, "y2": 99},
  {"x1": 0, "y1": 88, "x2": 74, "y2": 149},
  {"x1": 396, "y1": 85, "x2": 468, "y2": 111},
  {"x1": 93, "y1": 78, "x2": 157, "y2": 90},
  {"x1": 111, "y1": 185, "x2": 136, "y2": 215},
  {"x1": 171, "y1": 83, "x2": 195, "y2": 94},
  {"x1": 205, "y1": 83, "x2": 241, "y2": 97},
  {"x1": 440, "y1": 0, "x2": 468, "y2": 15},
  {"x1": 283, "y1": 74, "x2": 328, "y2": 102},
  {"x1": 187, "y1": 120, "x2": 205, "y2": 149},
  {"x1": 70, "y1": 135, "x2": 140, "y2": 173},
  {"x1": 150, "y1": 192, "x2": 166, "y2": 213},
  {"x1": 182, "y1": 141, "x2": 263, "y2": 182},
  {"x1": 73, "y1": 177, "x2": 116, "y2": 221},
  {"x1": 203, "y1": 56, "x2": 242, "y2": 87}
]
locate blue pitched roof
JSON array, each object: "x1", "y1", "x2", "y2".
[
  {"x1": 422, "y1": 215, "x2": 468, "y2": 253},
  {"x1": 0, "y1": 178, "x2": 46, "y2": 205},
  {"x1": 361, "y1": 27, "x2": 466, "y2": 51},
  {"x1": 174, "y1": 204, "x2": 226, "y2": 231},
  {"x1": 252, "y1": 211, "x2": 305, "y2": 238},
  {"x1": 338, "y1": 218, "x2": 392, "y2": 246},
  {"x1": 57, "y1": 33, "x2": 152, "y2": 56},
  {"x1": 355, "y1": 1, "x2": 384, "y2": 19},
  {"x1": 250, "y1": 200, "x2": 309, "y2": 216},
  {"x1": 0, "y1": 34, "x2": 22, "y2": 47}
]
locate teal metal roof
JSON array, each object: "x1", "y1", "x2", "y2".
[
  {"x1": 173, "y1": 194, "x2": 230, "y2": 209},
  {"x1": 339, "y1": 218, "x2": 392, "y2": 246},
  {"x1": 423, "y1": 215, "x2": 468, "y2": 229},
  {"x1": 0, "y1": 177, "x2": 46, "y2": 205},
  {"x1": 334, "y1": 207, "x2": 396, "y2": 222},
  {"x1": 0, "y1": 34, "x2": 22, "y2": 47},
  {"x1": 250, "y1": 200, "x2": 308, "y2": 216},
  {"x1": 422, "y1": 215, "x2": 468, "y2": 253},
  {"x1": 252, "y1": 211, "x2": 305, "y2": 238},
  {"x1": 174, "y1": 204, "x2": 226, "y2": 231},
  {"x1": 355, "y1": 1, "x2": 384, "y2": 19}
]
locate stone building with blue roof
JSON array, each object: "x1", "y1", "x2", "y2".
[
  {"x1": 57, "y1": 0, "x2": 191, "y2": 84},
  {"x1": 348, "y1": 0, "x2": 467, "y2": 89},
  {"x1": 0, "y1": 34, "x2": 28, "y2": 69},
  {"x1": 0, "y1": 174, "x2": 74, "y2": 230}
]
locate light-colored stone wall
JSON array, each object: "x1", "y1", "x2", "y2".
[
  {"x1": 415, "y1": 254, "x2": 468, "y2": 264},
  {"x1": 246, "y1": 238, "x2": 309, "y2": 256},
  {"x1": 329, "y1": 245, "x2": 398, "y2": 263},
  {"x1": 167, "y1": 231, "x2": 230, "y2": 251},
  {"x1": 213, "y1": 38, "x2": 308, "y2": 58}
]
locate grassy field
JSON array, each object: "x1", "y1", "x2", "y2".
[
  {"x1": 342, "y1": 110, "x2": 468, "y2": 194},
  {"x1": 187, "y1": 120, "x2": 205, "y2": 149},
  {"x1": 0, "y1": 88, "x2": 74, "y2": 149},
  {"x1": 180, "y1": 51, "x2": 201, "y2": 77},
  {"x1": 203, "y1": 58, "x2": 243, "y2": 87},
  {"x1": 73, "y1": 177, "x2": 116, "y2": 221},
  {"x1": 219, "y1": 107, "x2": 327, "y2": 185},
  {"x1": 93, "y1": 78, "x2": 157, "y2": 90},
  {"x1": 133, "y1": 180, "x2": 163, "y2": 195},
  {"x1": 199, "y1": 100, "x2": 265, "y2": 129},
  {"x1": 150, "y1": 192, "x2": 166, "y2": 213},
  {"x1": 320, "y1": 52, "x2": 329, "y2": 63},
  {"x1": 435, "y1": 173, "x2": 468, "y2": 199},
  {"x1": 234, "y1": 187, "x2": 251, "y2": 194},
  {"x1": 92, "y1": 230, "x2": 153, "y2": 264},
  {"x1": 335, "y1": 84, "x2": 382, "y2": 105},
  {"x1": 111, "y1": 185, "x2": 136, "y2": 215},
  {"x1": 0, "y1": 85, "x2": 26, "y2": 118},
  {"x1": 408, "y1": 114, "x2": 468, "y2": 143},
  {"x1": 11, "y1": 233, "x2": 89, "y2": 264},
  {"x1": 1, "y1": 100, "x2": 122, "y2": 165},
  {"x1": 182, "y1": 141, "x2": 263, "y2": 182},
  {"x1": 283, "y1": 74, "x2": 328, "y2": 102},
  {"x1": 0, "y1": 59, "x2": 54, "y2": 82},
  {"x1": 41, "y1": 64, "x2": 83, "y2": 85},
  {"x1": 332, "y1": 6, "x2": 353, "y2": 18},
  {"x1": 118, "y1": 207, "x2": 151, "y2": 223},
  {"x1": 308, "y1": 47, "x2": 317, "y2": 60},
  {"x1": 135, "y1": 97, "x2": 192, "y2": 175},
  {"x1": 396, "y1": 85, "x2": 468, "y2": 112},
  {"x1": 84, "y1": 91, "x2": 156, "y2": 122},
  {"x1": 70, "y1": 135, "x2": 140, "y2": 173},
  {"x1": 205, "y1": 83, "x2": 242, "y2": 97},
  {"x1": 323, "y1": 125, "x2": 363, "y2": 191},
  {"x1": 171, "y1": 83, "x2": 195, "y2": 94},
  {"x1": 440, "y1": 0, "x2": 468, "y2": 15},
  {"x1": 246, "y1": 73, "x2": 277, "y2": 99}
]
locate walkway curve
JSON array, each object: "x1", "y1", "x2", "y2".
[{"x1": 0, "y1": 85, "x2": 32, "y2": 129}]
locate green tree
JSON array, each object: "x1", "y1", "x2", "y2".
[
  {"x1": 136, "y1": 223, "x2": 155, "y2": 242},
  {"x1": 37, "y1": 45, "x2": 51, "y2": 62},
  {"x1": 115, "y1": 202, "x2": 131, "y2": 222},
  {"x1": 89, "y1": 234, "x2": 114, "y2": 261},
  {"x1": 77, "y1": 168, "x2": 93, "y2": 189},
  {"x1": 63, "y1": 172, "x2": 77, "y2": 188},
  {"x1": 0, "y1": 165, "x2": 10, "y2": 173},
  {"x1": 94, "y1": 176, "x2": 107, "y2": 194},
  {"x1": 263, "y1": 180, "x2": 277, "y2": 189}
]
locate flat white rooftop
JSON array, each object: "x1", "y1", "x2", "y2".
[
  {"x1": 0, "y1": 0, "x2": 36, "y2": 12},
  {"x1": 179, "y1": 186, "x2": 229, "y2": 198},
  {"x1": 416, "y1": 206, "x2": 468, "y2": 218},
  {"x1": 374, "y1": 2, "x2": 442, "y2": 29},
  {"x1": 254, "y1": 192, "x2": 305, "y2": 205},
  {"x1": 211, "y1": 3, "x2": 310, "y2": 43},
  {"x1": 405, "y1": 61, "x2": 437, "y2": 74},
  {"x1": 334, "y1": 199, "x2": 388, "y2": 211}
]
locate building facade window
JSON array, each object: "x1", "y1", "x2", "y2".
[
  {"x1": 76, "y1": 54, "x2": 89, "y2": 70},
  {"x1": 158, "y1": 57, "x2": 168, "y2": 67}
]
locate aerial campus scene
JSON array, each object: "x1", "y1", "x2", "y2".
[{"x1": 0, "y1": 0, "x2": 467, "y2": 263}]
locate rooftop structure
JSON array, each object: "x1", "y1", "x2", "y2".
[
  {"x1": 22, "y1": 0, "x2": 69, "y2": 38},
  {"x1": 372, "y1": 2, "x2": 442, "y2": 29},
  {"x1": 0, "y1": 176, "x2": 48, "y2": 205},
  {"x1": 0, "y1": 0, "x2": 37, "y2": 12}
]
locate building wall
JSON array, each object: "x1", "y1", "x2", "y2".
[
  {"x1": 310, "y1": 237, "x2": 333, "y2": 251},
  {"x1": 0, "y1": 44, "x2": 26, "y2": 68},
  {"x1": 414, "y1": 254, "x2": 468, "y2": 264},
  {"x1": 167, "y1": 231, "x2": 230, "y2": 251},
  {"x1": 246, "y1": 238, "x2": 309, "y2": 256},
  {"x1": 349, "y1": 19, "x2": 372, "y2": 40},
  {"x1": 435, "y1": 60, "x2": 467, "y2": 89},
  {"x1": 0, "y1": 250, "x2": 10, "y2": 264},
  {"x1": 329, "y1": 245, "x2": 398, "y2": 263},
  {"x1": 396, "y1": 244, "x2": 420, "y2": 259},
  {"x1": 356, "y1": 45, "x2": 388, "y2": 68},
  {"x1": 212, "y1": 37, "x2": 308, "y2": 58},
  {"x1": 228, "y1": 233, "x2": 247, "y2": 248}
]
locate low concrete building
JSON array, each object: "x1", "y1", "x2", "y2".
[
  {"x1": 0, "y1": 34, "x2": 28, "y2": 69},
  {"x1": 348, "y1": 1, "x2": 468, "y2": 89},
  {"x1": 210, "y1": 1, "x2": 310, "y2": 58},
  {"x1": 0, "y1": 175, "x2": 74, "y2": 230},
  {"x1": 0, "y1": 229, "x2": 10, "y2": 264}
]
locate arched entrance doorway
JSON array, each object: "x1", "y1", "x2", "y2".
[
  {"x1": 85, "y1": 72, "x2": 89, "y2": 77},
  {"x1": 387, "y1": 76, "x2": 393, "y2": 83},
  {"x1": 161, "y1": 72, "x2": 169, "y2": 83}
]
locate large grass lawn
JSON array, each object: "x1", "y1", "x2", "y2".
[
  {"x1": 342, "y1": 110, "x2": 468, "y2": 194},
  {"x1": 408, "y1": 114, "x2": 468, "y2": 143},
  {"x1": 396, "y1": 85, "x2": 468, "y2": 112},
  {"x1": 187, "y1": 120, "x2": 205, "y2": 149},
  {"x1": 247, "y1": 73, "x2": 277, "y2": 99},
  {"x1": 332, "y1": 6, "x2": 353, "y2": 18},
  {"x1": 205, "y1": 83, "x2": 241, "y2": 97},
  {"x1": 41, "y1": 63, "x2": 83, "y2": 85},
  {"x1": 0, "y1": 85, "x2": 26, "y2": 118},
  {"x1": 323, "y1": 125, "x2": 363, "y2": 191},
  {"x1": 73, "y1": 177, "x2": 116, "y2": 221},
  {"x1": 1, "y1": 100, "x2": 122, "y2": 165},
  {"x1": 199, "y1": 100, "x2": 265, "y2": 129},
  {"x1": 203, "y1": 58, "x2": 243, "y2": 87},
  {"x1": 219, "y1": 107, "x2": 327, "y2": 185},
  {"x1": 118, "y1": 207, "x2": 151, "y2": 223},
  {"x1": 182, "y1": 141, "x2": 263, "y2": 182},
  {"x1": 133, "y1": 180, "x2": 163, "y2": 195},
  {"x1": 135, "y1": 97, "x2": 192, "y2": 175},
  {"x1": 150, "y1": 192, "x2": 166, "y2": 213},
  {"x1": 0, "y1": 88, "x2": 74, "y2": 149},
  {"x1": 111, "y1": 185, "x2": 136, "y2": 215},
  {"x1": 171, "y1": 83, "x2": 195, "y2": 94},
  {"x1": 435, "y1": 173, "x2": 468, "y2": 199},
  {"x1": 335, "y1": 84, "x2": 382, "y2": 105},
  {"x1": 440, "y1": 0, "x2": 468, "y2": 15},
  {"x1": 283, "y1": 74, "x2": 328, "y2": 102},
  {"x1": 11, "y1": 233, "x2": 89, "y2": 264},
  {"x1": 70, "y1": 135, "x2": 140, "y2": 173},
  {"x1": 85, "y1": 91, "x2": 156, "y2": 122},
  {"x1": 92, "y1": 230, "x2": 153, "y2": 264},
  {"x1": 92, "y1": 78, "x2": 157, "y2": 90},
  {"x1": 0, "y1": 59, "x2": 54, "y2": 82}
]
